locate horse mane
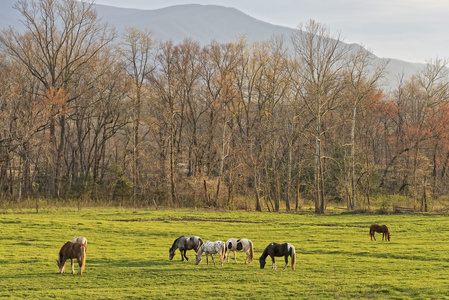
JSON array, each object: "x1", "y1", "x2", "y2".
[
  {"x1": 260, "y1": 243, "x2": 270, "y2": 260},
  {"x1": 170, "y1": 236, "x2": 185, "y2": 252}
]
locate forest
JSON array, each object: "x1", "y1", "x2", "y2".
[{"x1": 1, "y1": 0, "x2": 448, "y2": 213}]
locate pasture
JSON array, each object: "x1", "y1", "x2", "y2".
[{"x1": 1, "y1": 208, "x2": 449, "y2": 299}]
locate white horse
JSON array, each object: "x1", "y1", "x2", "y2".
[
  {"x1": 225, "y1": 238, "x2": 254, "y2": 264},
  {"x1": 72, "y1": 236, "x2": 88, "y2": 245},
  {"x1": 195, "y1": 240, "x2": 225, "y2": 267}
]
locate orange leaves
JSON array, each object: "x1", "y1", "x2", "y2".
[{"x1": 40, "y1": 86, "x2": 71, "y2": 117}]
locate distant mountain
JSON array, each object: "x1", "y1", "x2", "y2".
[
  {"x1": 94, "y1": 4, "x2": 296, "y2": 45},
  {"x1": 0, "y1": 1, "x2": 424, "y2": 89}
]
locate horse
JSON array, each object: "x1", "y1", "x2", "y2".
[
  {"x1": 72, "y1": 236, "x2": 87, "y2": 246},
  {"x1": 169, "y1": 236, "x2": 203, "y2": 261},
  {"x1": 56, "y1": 241, "x2": 87, "y2": 275},
  {"x1": 195, "y1": 240, "x2": 225, "y2": 267},
  {"x1": 259, "y1": 242, "x2": 296, "y2": 270},
  {"x1": 369, "y1": 224, "x2": 391, "y2": 241},
  {"x1": 224, "y1": 238, "x2": 254, "y2": 264}
]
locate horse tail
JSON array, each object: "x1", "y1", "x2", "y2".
[
  {"x1": 220, "y1": 242, "x2": 225, "y2": 264},
  {"x1": 290, "y1": 245, "x2": 296, "y2": 271},
  {"x1": 197, "y1": 238, "x2": 204, "y2": 251},
  {"x1": 249, "y1": 240, "x2": 254, "y2": 264},
  {"x1": 79, "y1": 244, "x2": 87, "y2": 275}
]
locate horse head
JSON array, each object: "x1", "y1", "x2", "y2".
[
  {"x1": 169, "y1": 248, "x2": 175, "y2": 260},
  {"x1": 169, "y1": 242, "x2": 178, "y2": 260},
  {"x1": 259, "y1": 256, "x2": 266, "y2": 269},
  {"x1": 195, "y1": 252, "x2": 202, "y2": 265}
]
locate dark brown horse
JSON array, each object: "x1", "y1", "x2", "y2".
[
  {"x1": 56, "y1": 241, "x2": 87, "y2": 275},
  {"x1": 369, "y1": 224, "x2": 390, "y2": 241}
]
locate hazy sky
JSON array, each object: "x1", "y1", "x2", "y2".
[{"x1": 94, "y1": 0, "x2": 449, "y2": 63}]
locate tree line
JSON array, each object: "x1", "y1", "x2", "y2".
[{"x1": 1, "y1": 0, "x2": 448, "y2": 213}]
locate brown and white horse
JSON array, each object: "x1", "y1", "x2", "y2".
[
  {"x1": 369, "y1": 224, "x2": 391, "y2": 241},
  {"x1": 224, "y1": 238, "x2": 254, "y2": 264},
  {"x1": 56, "y1": 241, "x2": 87, "y2": 275}
]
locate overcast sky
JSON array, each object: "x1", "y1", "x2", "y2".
[{"x1": 94, "y1": 0, "x2": 449, "y2": 63}]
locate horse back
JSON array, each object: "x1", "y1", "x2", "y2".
[
  {"x1": 370, "y1": 224, "x2": 383, "y2": 233},
  {"x1": 60, "y1": 241, "x2": 86, "y2": 259},
  {"x1": 269, "y1": 243, "x2": 284, "y2": 257}
]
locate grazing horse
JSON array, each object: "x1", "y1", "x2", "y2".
[
  {"x1": 369, "y1": 224, "x2": 391, "y2": 241},
  {"x1": 195, "y1": 240, "x2": 225, "y2": 267},
  {"x1": 169, "y1": 236, "x2": 203, "y2": 261},
  {"x1": 224, "y1": 238, "x2": 254, "y2": 264},
  {"x1": 56, "y1": 241, "x2": 87, "y2": 275},
  {"x1": 259, "y1": 242, "x2": 296, "y2": 270},
  {"x1": 72, "y1": 236, "x2": 87, "y2": 246}
]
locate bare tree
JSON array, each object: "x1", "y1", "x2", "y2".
[
  {"x1": 0, "y1": 0, "x2": 116, "y2": 197},
  {"x1": 119, "y1": 27, "x2": 156, "y2": 204},
  {"x1": 291, "y1": 20, "x2": 348, "y2": 214},
  {"x1": 344, "y1": 46, "x2": 388, "y2": 209}
]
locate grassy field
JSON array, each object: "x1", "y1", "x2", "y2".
[{"x1": 1, "y1": 207, "x2": 449, "y2": 299}]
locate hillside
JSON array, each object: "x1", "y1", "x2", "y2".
[{"x1": 0, "y1": 0, "x2": 423, "y2": 88}]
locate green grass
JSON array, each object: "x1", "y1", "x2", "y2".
[{"x1": 1, "y1": 208, "x2": 449, "y2": 299}]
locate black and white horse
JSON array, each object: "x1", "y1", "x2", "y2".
[
  {"x1": 169, "y1": 236, "x2": 203, "y2": 261},
  {"x1": 259, "y1": 242, "x2": 296, "y2": 270},
  {"x1": 224, "y1": 238, "x2": 254, "y2": 264}
]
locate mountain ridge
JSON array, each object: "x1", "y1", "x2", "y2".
[{"x1": 0, "y1": 1, "x2": 423, "y2": 88}]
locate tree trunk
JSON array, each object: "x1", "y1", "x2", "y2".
[
  {"x1": 285, "y1": 145, "x2": 292, "y2": 212},
  {"x1": 214, "y1": 117, "x2": 227, "y2": 207},
  {"x1": 350, "y1": 104, "x2": 357, "y2": 210}
]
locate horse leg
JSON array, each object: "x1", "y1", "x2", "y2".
[
  {"x1": 70, "y1": 258, "x2": 75, "y2": 274},
  {"x1": 184, "y1": 250, "x2": 189, "y2": 261},
  {"x1": 233, "y1": 251, "x2": 237, "y2": 263},
  {"x1": 58, "y1": 259, "x2": 66, "y2": 274},
  {"x1": 271, "y1": 256, "x2": 276, "y2": 270},
  {"x1": 283, "y1": 255, "x2": 289, "y2": 270},
  {"x1": 210, "y1": 254, "x2": 216, "y2": 265},
  {"x1": 76, "y1": 257, "x2": 82, "y2": 275},
  {"x1": 372, "y1": 232, "x2": 376, "y2": 241},
  {"x1": 206, "y1": 254, "x2": 209, "y2": 265}
]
